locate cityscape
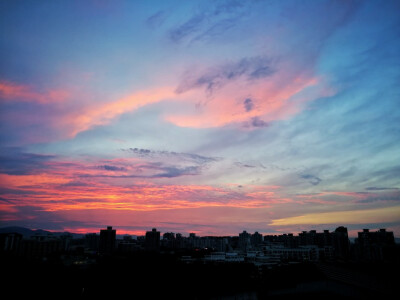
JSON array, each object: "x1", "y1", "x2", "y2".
[
  {"x1": 1, "y1": 225, "x2": 398, "y2": 298},
  {"x1": 1, "y1": 1, "x2": 400, "y2": 299}
]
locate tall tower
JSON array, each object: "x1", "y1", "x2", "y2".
[
  {"x1": 333, "y1": 226, "x2": 350, "y2": 260},
  {"x1": 99, "y1": 226, "x2": 116, "y2": 254},
  {"x1": 239, "y1": 231, "x2": 251, "y2": 252},
  {"x1": 145, "y1": 228, "x2": 160, "y2": 252}
]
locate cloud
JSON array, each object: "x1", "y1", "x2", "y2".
[
  {"x1": 0, "y1": 187, "x2": 42, "y2": 196},
  {"x1": 191, "y1": 17, "x2": 238, "y2": 44},
  {"x1": 175, "y1": 56, "x2": 274, "y2": 94},
  {"x1": 128, "y1": 148, "x2": 152, "y2": 156},
  {"x1": 65, "y1": 86, "x2": 175, "y2": 137},
  {"x1": 170, "y1": 14, "x2": 206, "y2": 43},
  {"x1": 77, "y1": 160, "x2": 203, "y2": 180},
  {"x1": 213, "y1": 0, "x2": 246, "y2": 16},
  {"x1": 125, "y1": 147, "x2": 221, "y2": 164},
  {"x1": 366, "y1": 187, "x2": 399, "y2": 191},
  {"x1": 269, "y1": 205, "x2": 400, "y2": 226},
  {"x1": 146, "y1": 10, "x2": 168, "y2": 29},
  {"x1": 168, "y1": 0, "x2": 247, "y2": 44},
  {"x1": 370, "y1": 166, "x2": 400, "y2": 183},
  {"x1": 98, "y1": 165, "x2": 127, "y2": 172},
  {"x1": 242, "y1": 116, "x2": 270, "y2": 129},
  {"x1": 0, "y1": 80, "x2": 69, "y2": 104},
  {"x1": 234, "y1": 162, "x2": 256, "y2": 168},
  {"x1": 0, "y1": 148, "x2": 56, "y2": 175},
  {"x1": 356, "y1": 191, "x2": 400, "y2": 204},
  {"x1": 152, "y1": 166, "x2": 200, "y2": 178},
  {"x1": 243, "y1": 98, "x2": 253, "y2": 112},
  {"x1": 300, "y1": 174, "x2": 322, "y2": 186},
  {"x1": 166, "y1": 59, "x2": 331, "y2": 129},
  {"x1": 250, "y1": 117, "x2": 269, "y2": 128},
  {"x1": 60, "y1": 181, "x2": 90, "y2": 187}
]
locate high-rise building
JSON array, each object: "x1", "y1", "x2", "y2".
[
  {"x1": 251, "y1": 231, "x2": 263, "y2": 248},
  {"x1": 333, "y1": 226, "x2": 350, "y2": 260},
  {"x1": 355, "y1": 228, "x2": 395, "y2": 261},
  {"x1": 163, "y1": 232, "x2": 175, "y2": 240},
  {"x1": 99, "y1": 226, "x2": 116, "y2": 254},
  {"x1": 145, "y1": 228, "x2": 160, "y2": 251},
  {"x1": 85, "y1": 233, "x2": 100, "y2": 251},
  {"x1": 19, "y1": 234, "x2": 62, "y2": 258},
  {"x1": 0, "y1": 233, "x2": 22, "y2": 253},
  {"x1": 239, "y1": 231, "x2": 251, "y2": 252}
]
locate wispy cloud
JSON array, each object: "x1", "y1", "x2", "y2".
[
  {"x1": 176, "y1": 56, "x2": 275, "y2": 94},
  {"x1": 146, "y1": 10, "x2": 168, "y2": 29},
  {"x1": 0, "y1": 148, "x2": 56, "y2": 175},
  {"x1": 356, "y1": 191, "x2": 400, "y2": 204},
  {"x1": 169, "y1": 0, "x2": 247, "y2": 44},
  {"x1": 299, "y1": 174, "x2": 322, "y2": 186},
  {"x1": 151, "y1": 166, "x2": 200, "y2": 178},
  {"x1": 243, "y1": 98, "x2": 254, "y2": 112},
  {"x1": 170, "y1": 13, "x2": 206, "y2": 43},
  {"x1": 98, "y1": 165, "x2": 127, "y2": 172},
  {"x1": 166, "y1": 58, "x2": 331, "y2": 129},
  {"x1": 65, "y1": 86, "x2": 175, "y2": 137},
  {"x1": 234, "y1": 162, "x2": 256, "y2": 169},
  {"x1": 0, "y1": 80, "x2": 69, "y2": 104},
  {"x1": 247, "y1": 117, "x2": 269, "y2": 128},
  {"x1": 366, "y1": 187, "x2": 399, "y2": 191},
  {"x1": 125, "y1": 147, "x2": 221, "y2": 164}
]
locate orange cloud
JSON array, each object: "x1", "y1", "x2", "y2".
[
  {"x1": 269, "y1": 206, "x2": 400, "y2": 226},
  {"x1": 0, "y1": 164, "x2": 282, "y2": 213},
  {"x1": 0, "y1": 174, "x2": 70, "y2": 187}
]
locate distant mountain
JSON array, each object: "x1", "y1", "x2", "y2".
[
  {"x1": 0, "y1": 226, "x2": 83, "y2": 238},
  {"x1": 0, "y1": 226, "x2": 36, "y2": 237}
]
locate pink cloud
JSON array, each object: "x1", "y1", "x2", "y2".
[
  {"x1": 1, "y1": 60, "x2": 334, "y2": 141},
  {"x1": 164, "y1": 67, "x2": 334, "y2": 128},
  {"x1": 1, "y1": 153, "x2": 397, "y2": 236},
  {"x1": 0, "y1": 80, "x2": 69, "y2": 104},
  {"x1": 0, "y1": 155, "x2": 286, "y2": 223},
  {"x1": 60, "y1": 86, "x2": 176, "y2": 137}
]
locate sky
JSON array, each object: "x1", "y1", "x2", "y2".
[{"x1": 0, "y1": 0, "x2": 399, "y2": 237}]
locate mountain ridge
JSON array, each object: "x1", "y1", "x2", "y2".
[{"x1": 0, "y1": 226, "x2": 84, "y2": 238}]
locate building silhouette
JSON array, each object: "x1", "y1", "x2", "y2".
[
  {"x1": 263, "y1": 227, "x2": 350, "y2": 262},
  {"x1": 239, "y1": 231, "x2": 251, "y2": 252},
  {"x1": 0, "y1": 232, "x2": 22, "y2": 253},
  {"x1": 333, "y1": 226, "x2": 350, "y2": 260},
  {"x1": 99, "y1": 226, "x2": 116, "y2": 254},
  {"x1": 355, "y1": 228, "x2": 395, "y2": 261},
  {"x1": 19, "y1": 233, "x2": 62, "y2": 259},
  {"x1": 85, "y1": 233, "x2": 100, "y2": 251},
  {"x1": 251, "y1": 231, "x2": 263, "y2": 248},
  {"x1": 145, "y1": 228, "x2": 160, "y2": 251}
]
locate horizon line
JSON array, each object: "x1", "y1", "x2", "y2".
[{"x1": 1, "y1": 225, "x2": 399, "y2": 239}]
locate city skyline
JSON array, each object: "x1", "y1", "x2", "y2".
[
  {"x1": 2, "y1": 224, "x2": 397, "y2": 297},
  {"x1": 1, "y1": 224, "x2": 398, "y2": 240},
  {"x1": 2, "y1": 225, "x2": 397, "y2": 265},
  {"x1": 1, "y1": 1, "x2": 400, "y2": 237}
]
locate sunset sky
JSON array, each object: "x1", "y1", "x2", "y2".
[{"x1": 1, "y1": 0, "x2": 399, "y2": 237}]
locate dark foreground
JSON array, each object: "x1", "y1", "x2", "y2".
[{"x1": 2, "y1": 252, "x2": 398, "y2": 299}]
